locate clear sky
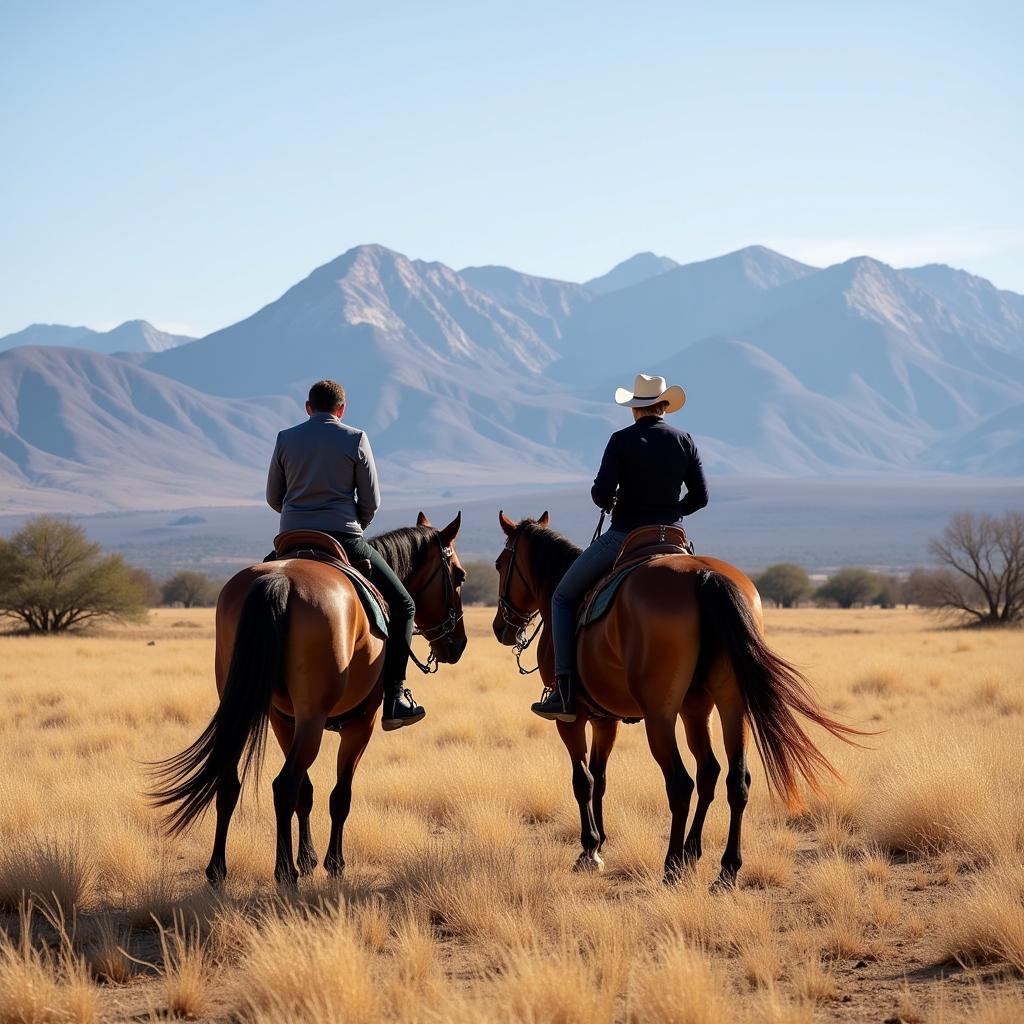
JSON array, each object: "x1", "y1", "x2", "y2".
[{"x1": 1, "y1": 0, "x2": 1021, "y2": 337}]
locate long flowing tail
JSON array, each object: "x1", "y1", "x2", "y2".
[
  {"x1": 147, "y1": 573, "x2": 291, "y2": 836},
  {"x1": 695, "y1": 569, "x2": 868, "y2": 812}
]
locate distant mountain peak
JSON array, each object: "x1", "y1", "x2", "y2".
[
  {"x1": 585, "y1": 252, "x2": 680, "y2": 295},
  {"x1": 0, "y1": 319, "x2": 192, "y2": 355}
]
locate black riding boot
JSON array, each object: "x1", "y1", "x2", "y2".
[
  {"x1": 531, "y1": 674, "x2": 577, "y2": 722},
  {"x1": 382, "y1": 683, "x2": 426, "y2": 731}
]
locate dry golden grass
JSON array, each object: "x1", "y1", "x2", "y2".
[{"x1": 0, "y1": 606, "x2": 1021, "y2": 1022}]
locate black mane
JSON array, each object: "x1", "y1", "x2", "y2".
[
  {"x1": 518, "y1": 519, "x2": 581, "y2": 594},
  {"x1": 368, "y1": 525, "x2": 436, "y2": 578}
]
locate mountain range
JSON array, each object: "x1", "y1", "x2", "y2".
[
  {"x1": 1, "y1": 243, "x2": 1022, "y2": 513},
  {"x1": 0, "y1": 320, "x2": 194, "y2": 356}
]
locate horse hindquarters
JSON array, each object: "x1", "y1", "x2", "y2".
[{"x1": 149, "y1": 572, "x2": 291, "y2": 881}]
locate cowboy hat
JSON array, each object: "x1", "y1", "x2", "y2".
[{"x1": 614, "y1": 373, "x2": 686, "y2": 413}]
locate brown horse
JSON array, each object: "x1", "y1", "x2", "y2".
[
  {"x1": 150, "y1": 512, "x2": 467, "y2": 884},
  {"x1": 493, "y1": 512, "x2": 864, "y2": 887}
]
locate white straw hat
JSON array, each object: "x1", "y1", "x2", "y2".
[{"x1": 613, "y1": 373, "x2": 686, "y2": 413}]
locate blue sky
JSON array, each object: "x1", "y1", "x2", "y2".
[{"x1": 1, "y1": 1, "x2": 1021, "y2": 336}]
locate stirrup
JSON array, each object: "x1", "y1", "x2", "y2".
[{"x1": 531, "y1": 680, "x2": 576, "y2": 723}]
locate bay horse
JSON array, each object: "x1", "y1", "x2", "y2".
[
  {"x1": 493, "y1": 512, "x2": 864, "y2": 887},
  {"x1": 150, "y1": 512, "x2": 467, "y2": 884}
]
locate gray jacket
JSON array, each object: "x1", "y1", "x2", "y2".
[{"x1": 266, "y1": 412, "x2": 381, "y2": 535}]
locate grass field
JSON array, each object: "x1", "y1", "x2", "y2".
[{"x1": 0, "y1": 606, "x2": 1021, "y2": 1022}]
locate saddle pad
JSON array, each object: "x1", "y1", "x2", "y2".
[{"x1": 578, "y1": 558, "x2": 655, "y2": 629}]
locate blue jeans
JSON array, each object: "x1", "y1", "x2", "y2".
[{"x1": 551, "y1": 529, "x2": 628, "y2": 677}]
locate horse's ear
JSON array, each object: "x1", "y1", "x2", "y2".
[
  {"x1": 499, "y1": 510, "x2": 516, "y2": 536},
  {"x1": 416, "y1": 511, "x2": 431, "y2": 527},
  {"x1": 538, "y1": 510, "x2": 550, "y2": 529},
  {"x1": 439, "y1": 511, "x2": 462, "y2": 545}
]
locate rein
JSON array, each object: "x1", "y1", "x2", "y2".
[
  {"x1": 407, "y1": 538, "x2": 463, "y2": 674},
  {"x1": 497, "y1": 530, "x2": 542, "y2": 675}
]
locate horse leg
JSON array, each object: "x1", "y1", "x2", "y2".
[
  {"x1": 295, "y1": 774, "x2": 317, "y2": 875},
  {"x1": 681, "y1": 685, "x2": 721, "y2": 868},
  {"x1": 556, "y1": 714, "x2": 603, "y2": 872},
  {"x1": 589, "y1": 718, "x2": 619, "y2": 852},
  {"x1": 205, "y1": 768, "x2": 240, "y2": 885},
  {"x1": 644, "y1": 713, "x2": 695, "y2": 883},
  {"x1": 269, "y1": 711, "x2": 318, "y2": 876},
  {"x1": 325, "y1": 712, "x2": 376, "y2": 878},
  {"x1": 272, "y1": 713, "x2": 326, "y2": 885},
  {"x1": 713, "y1": 683, "x2": 751, "y2": 890}
]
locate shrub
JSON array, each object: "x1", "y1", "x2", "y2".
[
  {"x1": 755, "y1": 563, "x2": 812, "y2": 608},
  {"x1": 460, "y1": 561, "x2": 499, "y2": 606},
  {"x1": 815, "y1": 568, "x2": 879, "y2": 609},
  {"x1": 0, "y1": 516, "x2": 148, "y2": 633},
  {"x1": 160, "y1": 571, "x2": 220, "y2": 608}
]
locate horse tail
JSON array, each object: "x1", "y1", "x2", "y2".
[
  {"x1": 148, "y1": 573, "x2": 291, "y2": 836},
  {"x1": 695, "y1": 569, "x2": 868, "y2": 812}
]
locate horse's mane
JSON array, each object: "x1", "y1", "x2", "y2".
[
  {"x1": 368, "y1": 525, "x2": 436, "y2": 578},
  {"x1": 518, "y1": 519, "x2": 581, "y2": 593}
]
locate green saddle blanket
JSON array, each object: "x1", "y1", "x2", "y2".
[
  {"x1": 345, "y1": 567, "x2": 390, "y2": 639},
  {"x1": 578, "y1": 562, "x2": 644, "y2": 630}
]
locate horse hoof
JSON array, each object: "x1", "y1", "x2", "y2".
[
  {"x1": 710, "y1": 873, "x2": 737, "y2": 894},
  {"x1": 298, "y1": 855, "x2": 319, "y2": 877},
  {"x1": 205, "y1": 864, "x2": 226, "y2": 887},
  {"x1": 275, "y1": 868, "x2": 299, "y2": 887},
  {"x1": 572, "y1": 852, "x2": 605, "y2": 873},
  {"x1": 325, "y1": 858, "x2": 345, "y2": 878}
]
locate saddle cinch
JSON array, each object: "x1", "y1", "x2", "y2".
[
  {"x1": 578, "y1": 524, "x2": 694, "y2": 630},
  {"x1": 270, "y1": 530, "x2": 390, "y2": 639}
]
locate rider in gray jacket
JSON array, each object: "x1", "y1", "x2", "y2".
[{"x1": 267, "y1": 379, "x2": 424, "y2": 730}]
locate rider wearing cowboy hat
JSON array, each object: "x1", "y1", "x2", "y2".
[{"x1": 532, "y1": 373, "x2": 709, "y2": 722}]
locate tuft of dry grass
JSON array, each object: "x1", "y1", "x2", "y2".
[
  {"x1": 626, "y1": 934, "x2": 729, "y2": 1024},
  {"x1": 153, "y1": 911, "x2": 217, "y2": 1019},
  {"x1": 0, "y1": 902, "x2": 97, "y2": 1024},
  {"x1": 935, "y1": 862, "x2": 1024, "y2": 972},
  {"x1": 230, "y1": 902, "x2": 382, "y2": 1023}
]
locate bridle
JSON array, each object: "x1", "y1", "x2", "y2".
[
  {"x1": 496, "y1": 530, "x2": 542, "y2": 675},
  {"x1": 407, "y1": 537, "x2": 464, "y2": 674}
]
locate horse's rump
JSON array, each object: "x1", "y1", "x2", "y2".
[
  {"x1": 575, "y1": 554, "x2": 761, "y2": 719},
  {"x1": 217, "y1": 561, "x2": 384, "y2": 722}
]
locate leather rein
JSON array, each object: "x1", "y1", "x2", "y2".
[
  {"x1": 407, "y1": 538, "x2": 463, "y2": 674},
  {"x1": 497, "y1": 530, "x2": 542, "y2": 675}
]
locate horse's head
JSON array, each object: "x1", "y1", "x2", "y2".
[
  {"x1": 409, "y1": 511, "x2": 468, "y2": 664},
  {"x1": 492, "y1": 509, "x2": 549, "y2": 646}
]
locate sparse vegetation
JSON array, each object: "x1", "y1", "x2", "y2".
[
  {"x1": 929, "y1": 511, "x2": 1024, "y2": 625},
  {"x1": 0, "y1": 516, "x2": 148, "y2": 634},
  {"x1": 0, "y1": 605, "x2": 1019, "y2": 1022},
  {"x1": 814, "y1": 566, "x2": 880, "y2": 608},
  {"x1": 459, "y1": 560, "x2": 499, "y2": 605},
  {"x1": 754, "y1": 563, "x2": 812, "y2": 608},
  {"x1": 160, "y1": 570, "x2": 220, "y2": 608}
]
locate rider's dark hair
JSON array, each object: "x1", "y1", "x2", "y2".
[
  {"x1": 308, "y1": 380, "x2": 346, "y2": 413},
  {"x1": 634, "y1": 401, "x2": 669, "y2": 418}
]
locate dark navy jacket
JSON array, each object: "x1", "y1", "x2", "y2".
[{"x1": 591, "y1": 417, "x2": 709, "y2": 532}]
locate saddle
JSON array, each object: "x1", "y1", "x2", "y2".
[
  {"x1": 270, "y1": 530, "x2": 390, "y2": 636},
  {"x1": 578, "y1": 525, "x2": 692, "y2": 630},
  {"x1": 574, "y1": 525, "x2": 693, "y2": 725}
]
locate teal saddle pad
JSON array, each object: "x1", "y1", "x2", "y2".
[
  {"x1": 579, "y1": 562, "x2": 644, "y2": 629},
  {"x1": 345, "y1": 566, "x2": 390, "y2": 638}
]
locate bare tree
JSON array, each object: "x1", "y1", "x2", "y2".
[{"x1": 928, "y1": 511, "x2": 1024, "y2": 625}]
